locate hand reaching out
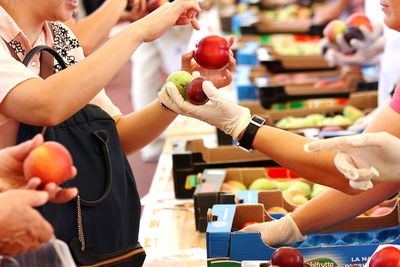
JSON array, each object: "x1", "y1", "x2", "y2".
[
  {"x1": 181, "y1": 35, "x2": 236, "y2": 88},
  {"x1": 304, "y1": 132, "x2": 400, "y2": 190}
]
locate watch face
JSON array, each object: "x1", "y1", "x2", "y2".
[{"x1": 252, "y1": 115, "x2": 265, "y2": 125}]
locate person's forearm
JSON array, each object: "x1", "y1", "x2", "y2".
[
  {"x1": 117, "y1": 100, "x2": 178, "y2": 154},
  {"x1": 293, "y1": 182, "x2": 400, "y2": 235},
  {"x1": 0, "y1": 22, "x2": 144, "y2": 126},
  {"x1": 66, "y1": 0, "x2": 127, "y2": 55},
  {"x1": 252, "y1": 126, "x2": 358, "y2": 193}
]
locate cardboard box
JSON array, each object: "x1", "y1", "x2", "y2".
[
  {"x1": 194, "y1": 167, "x2": 300, "y2": 232},
  {"x1": 206, "y1": 203, "x2": 400, "y2": 266},
  {"x1": 172, "y1": 140, "x2": 278, "y2": 199},
  {"x1": 240, "y1": 91, "x2": 378, "y2": 122},
  {"x1": 257, "y1": 47, "x2": 335, "y2": 73}
]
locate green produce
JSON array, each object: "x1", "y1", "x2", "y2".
[
  {"x1": 166, "y1": 71, "x2": 193, "y2": 98},
  {"x1": 249, "y1": 178, "x2": 278, "y2": 190}
]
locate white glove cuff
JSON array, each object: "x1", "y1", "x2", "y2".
[
  {"x1": 280, "y1": 214, "x2": 306, "y2": 245},
  {"x1": 230, "y1": 107, "x2": 252, "y2": 140}
]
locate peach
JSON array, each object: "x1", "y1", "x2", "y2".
[{"x1": 23, "y1": 141, "x2": 73, "y2": 185}]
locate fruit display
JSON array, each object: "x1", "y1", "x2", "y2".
[
  {"x1": 275, "y1": 105, "x2": 364, "y2": 129},
  {"x1": 266, "y1": 34, "x2": 322, "y2": 56},
  {"x1": 262, "y1": 4, "x2": 312, "y2": 22},
  {"x1": 323, "y1": 13, "x2": 372, "y2": 52},
  {"x1": 23, "y1": 141, "x2": 73, "y2": 185},
  {"x1": 207, "y1": 203, "x2": 400, "y2": 266},
  {"x1": 194, "y1": 35, "x2": 230, "y2": 69}
]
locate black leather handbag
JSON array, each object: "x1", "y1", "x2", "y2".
[{"x1": 13, "y1": 45, "x2": 146, "y2": 267}]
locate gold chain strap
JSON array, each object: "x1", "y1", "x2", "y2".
[{"x1": 76, "y1": 195, "x2": 86, "y2": 251}]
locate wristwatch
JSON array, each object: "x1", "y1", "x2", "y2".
[{"x1": 237, "y1": 115, "x2": 265, "y2": 152}]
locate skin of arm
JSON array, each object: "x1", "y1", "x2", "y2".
[
  {"x1": 64, "y1": 0, "x2": 128, "y2": 55},
  {"x1": 291, "y1": 106, "x2": 400, "y2": 235},
  {"x1": 0, "y1": 0, "x2": 200, "y2": 127},
  {"x1": 251, "y1": 126, "x2": 359, "y2": 194},
  {"x1": 250, "y1": 106, "x2": 400, "y2": 194},
  {"x1": 313, "y1": 0, "x2": 350, "y2": 24},
  {"x1": 116, "y1": 100, "x2": 177, "y2": 154},
  {"x1": 0, "y1": 23, "x2": 143, "y2": 126}
]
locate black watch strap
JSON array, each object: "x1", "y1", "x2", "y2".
[{"x1": 238, "y1": 115, "x2": 265, "y2": 151}]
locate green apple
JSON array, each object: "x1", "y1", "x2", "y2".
[
  {"x1": 249, "y1": 178, "x2": 277, "y2": 190},
  {"x1": 343, "y1": 105, "x2": 364, "y2": 122},
  {"x1": 292, "y1": 194, "x2": 308, "y2": 206},
  {"x1": 275, "y1": 181, "x2": 296, "y2": 191},
  {"x1": 225, "y1": 180, "x2": 247, "y2": 193},
  {"x1": 287, "y1": 181, "x2": 311, "y2": 197},
  {"x1": 166, "y1": 71, "x2": 193, "y2": 98},
  {"x1": 311, "y1": 183, "x2": 328, "y2": 199}
]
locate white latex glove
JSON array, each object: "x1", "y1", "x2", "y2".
[
  {"x1": 158, "y1": 80, "x2": 251, "y2": 139},
  {"x1": 323, "y1": 24, "x2": 384, "y2": 67},
  {"x1": 304, "y1": 132, "x2": 400, "y2": 190},
  {"x1": 240, "y1": 214, "x2": 306, "y2": 246}
]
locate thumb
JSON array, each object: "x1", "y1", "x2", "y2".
[
  {"x1": 181, "y1": 51, "x2": 194, "y2": 71},
  {"x1": 202, "y1": 81, "x2": 219, "y2": 99},
  {"x1": 17, "y1": 190, "x2": 49, "y2": 207},
  {"x1": 5, "y1": 134, "x2": 44, "y2": 161}
]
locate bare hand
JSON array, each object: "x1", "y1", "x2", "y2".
[
  {"x1": 135, "y1": 0, "x2": 201, "y2": 42},
  {"x1": 0, "y1": 190, "x2": 54, "y2": 257},
  {"x1": 0, "y1": 135, "x2": 78, "y2": 203},
  {"x1": 181, "y1": 35, "x2": 236, "y2": 88}
]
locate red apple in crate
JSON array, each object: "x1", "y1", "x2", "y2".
[
  {"x1": 194, "y1": 35, "x2": 230, "y2": 69},
  {"x1": 271, "y1": 247, "x2": 304, "y2": 267},
  {"x1": 369, "y1": 246, "x2": 400, "y2": 267},
  {"x1": 346, "y1": 13, "x2": 373, "y2": 32},
  {"x1": 147, "y1": 0, "x2": 168, "y2": 13},
  {"x1": 323, "y1": 20, "x2": 346, "y2": 44},
  {"x1": 23, "y1": 141, "x2": 73, "y2": 185},
  {"x1": 186, "y1": 77, "x2": 209, "y2": 105}
]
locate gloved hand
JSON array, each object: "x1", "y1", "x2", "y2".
[
  {"x1": 304, "y1": 132, "x2": 400, "y2": 190},
  {"x1": 240, "y1": 214, "x2": 306, "y2": 246},
  {"x1": 158, "y1": 80, "x2": 251, "y2": 139},
  {"x1": 322, "y1": 24, "x2": 384, "y2": 67}
]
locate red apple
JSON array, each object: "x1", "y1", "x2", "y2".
[
  {"x1": 323, "y1": 20, "x2": 346, "y2": 44},
  {"x1": 271, "y1": 247, "x2": 304, "y2": 267},
  {"x1": 147, "y1": 0, "x2": 168, "y2": 13},
  {"x1": 194, "y1": 35, "x2": 230, "y2": 70},
  {"x1": 186, "y1": 77, "x2": 209, "y2": 105},
  {"x1": 369, "y1": 207, "x2": 392, "y2": 217},
  {"x1": 345, "y1": 13, "x2": 372, "y2": 32},
  {"x1": 23, "y1": 141, "x2": 73, "y2": 185},
  {"x1": 369, "y1": 246, "x2": 400, "y2": 267}
]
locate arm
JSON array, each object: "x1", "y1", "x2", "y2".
[
  {"x1": 0, "y1": 0, "x2": 200, "y2": 127},
  {"x1": 294, "y1": 183, "x2": 400, "y2": 235},
  {"x1": 116, "y1": 100, "x2": 177, "y2": 154},
  {"x1": 252, "y1": 126, "x2": 357, "y2": 194},
  {"x1": 313, "y1": 0, "x2": 350, "y2": 24},
  {"x1": 64, "y1": 0, "x2": 128, "y2": 55}
]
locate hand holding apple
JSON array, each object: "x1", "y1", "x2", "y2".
[
  {"x1": 181, "y1": 35, "x2": 236, "y2": 88},
  {"x1": 0, "y1": 135, "x2": 77, "y2": 204}
]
